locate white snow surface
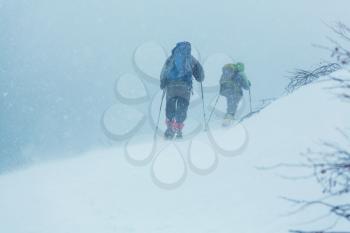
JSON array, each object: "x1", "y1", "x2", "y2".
[{"x1": 1, "y1": 70, "x2": 350, "y2": 233}]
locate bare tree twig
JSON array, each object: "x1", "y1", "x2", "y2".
[
  {"x1": 327, "y1": 22, "x2": 350, "y2": 65},
  {"x1": 286, "y1": 63, "x2": 341, "y2": 93}
]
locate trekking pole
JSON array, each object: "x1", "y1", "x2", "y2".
[
  {"x1": 248, "y1": 88, "x2": 252, "y2": 113},
  {"x1": 154, "y1": 90, "x2": 166, "y2": 139},
  {"x1": 206, "y1": 94, "x2": 220, "y2": 126},
  {"x1": 200, "y1": 82, "x2": 208, "y2": 131}
]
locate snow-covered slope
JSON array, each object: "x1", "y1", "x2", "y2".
[{"x1": 0, "y1": 70, "x2": 349, "y2": 233}]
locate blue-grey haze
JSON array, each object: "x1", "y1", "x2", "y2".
[{"x1": 1, "y1": 0, "x2": 350, "y2": 172}]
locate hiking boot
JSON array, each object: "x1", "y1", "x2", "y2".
[
  {"x1": 173, "y1": 121, "x2": 184, "y2": 139},
  {"x1": 175, "y1": 131, "x2": 183, "y2": 140},
  {"x1": 164, "y1": 119, "x2": 175, "y2": 140},
  {"x1": 164, "y1": 128, "x2": 175, "y2": 140},
  {"x1": 222, "y1": 113, "x2": 235, "y2": 127}
]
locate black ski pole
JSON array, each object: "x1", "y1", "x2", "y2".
[
  {"x1": 154, "y1": 90, "x2": 166, "y2": 139},
  {"x1": 207, "y1": 94, "x2": 220, "y2": 126},
  {"x1": 200, "y1": 82, "x2": 208, "y2": 131}
]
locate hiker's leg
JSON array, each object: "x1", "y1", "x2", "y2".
[
  {"x1": 232, "y1": 94, "x2": 242, "y2": 117},
  {"x1": 175, "y1": 97, "x2": 189, "y2": 124},
  {"x1": 164, "y1": 97, "x2": 177, "y2": 139},
  {"x1": 173, "y1": 97, "x2": 189, "y2": 137},
  {"x1": 229, "y1": 94, "x2": 243, "y2": 118},
  {"x1": 226, "y1": 95, "x2": 236, "y2": 116},
  {"x1": 165, "y1": 97, "x2": 177, "y2": 122}
]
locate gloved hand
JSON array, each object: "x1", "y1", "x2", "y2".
[{"x1": 160, "y1": 79, "x2": 167, "y2": 90}]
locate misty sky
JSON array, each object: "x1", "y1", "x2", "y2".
[{"x1": 1, "y1": 0, "x2": 350, "y2": 171}]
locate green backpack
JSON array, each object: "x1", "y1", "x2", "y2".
[{"x1": 219, "y1": 63, "x2": 249, "y2": 96}]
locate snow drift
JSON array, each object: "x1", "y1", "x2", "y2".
[{"x1": 0, "y1": 70, "x2": 349, "y2": 233}]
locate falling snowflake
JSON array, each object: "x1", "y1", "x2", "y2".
[{"x1": 101, "y1": 41, "x2": 250, "y2": 189}]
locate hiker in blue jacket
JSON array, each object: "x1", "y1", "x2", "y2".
[{"x1": 160, "y1": 42, "x2": 204, "y2": 139}]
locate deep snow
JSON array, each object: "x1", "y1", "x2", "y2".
[{"x1": 0, "y1": 70, "x2": 349, "y2": 233}]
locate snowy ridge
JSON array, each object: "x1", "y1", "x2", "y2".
[{"x1": 0, "y1": 70, "x2": 349, "y2": 233}]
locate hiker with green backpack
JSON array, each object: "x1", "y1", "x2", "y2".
[{"x1": 219, "y1": 63, "x2": 251, "y2": 126}]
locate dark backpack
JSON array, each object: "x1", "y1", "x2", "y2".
[{"x1": 166, "y1": 42, "x2": 193, "y2": 83}]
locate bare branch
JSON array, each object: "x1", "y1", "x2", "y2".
[
  {"x1": 327, "y1": 22, "x2": 350, "y2": 65},
  {"x1": 289, "y1": 22, "x2": 350, "y2": 233},
  {"x1": 329, "y1": 77, "x2": 350, "y2": 101},
  {"x1": 286, "y1": 63, "x2": 341, "y2": 93}
]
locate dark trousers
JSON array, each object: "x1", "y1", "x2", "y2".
[
  {"x1": 226, "y1": 94, "x2": 242, "y2": 116},
  {"x1": 165, "y1": 97, "x2": 189, "y2": 124}
]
